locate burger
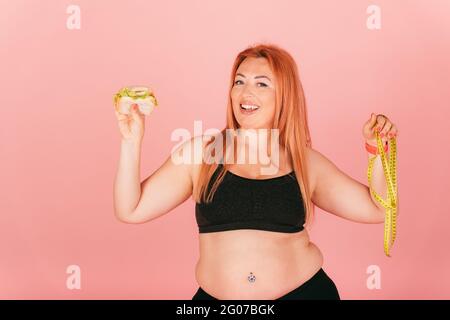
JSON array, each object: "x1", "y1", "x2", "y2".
[{"x1": 114, "y1": 85, "x2": 158, "y2": 116}]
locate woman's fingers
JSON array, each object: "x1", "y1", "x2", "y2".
[
  {"x1": 130, "y1": 104, "x2": 143, "y2": 121},
  {"x1": 388, "y1": 124, "x2": 398, "y2": 138},
  {"x1": 374, "y1": 115, "x2": 387, "y2": 132},
  {"x1": 364, "y1": 113, "x2": 398, "y2": 141},
  {"x1": 115, "y1": 109, "x2": 129, "y2": 121},
  {"x1": 379, "y1": 122, "x2": 392, "y2": 138}
]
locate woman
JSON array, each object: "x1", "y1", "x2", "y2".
[{"x1": 113, "y1": 43, "x2": 398, "y2": 300}]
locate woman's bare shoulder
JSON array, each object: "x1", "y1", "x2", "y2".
[{"x1": 189, "y1": 134, "x2": 217, "y2": 198}]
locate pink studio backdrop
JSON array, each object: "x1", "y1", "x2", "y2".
[{"x1": 1, "y1": 0, "x2": 449, "y2": 299}]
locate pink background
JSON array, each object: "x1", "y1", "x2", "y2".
[{"x1": 1, "y1": 0, "x2": 449, "y2": 299}]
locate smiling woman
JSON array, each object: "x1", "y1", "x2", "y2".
[
  {"x1": 194, "y1": 44, "x2": 315, "y2": 229},
  {"x1": 188, "y1": 44, "x2": 344, "y2": 300},
  {"x1": 113, "y1": 42, "x2": 393, "y2": 300}
]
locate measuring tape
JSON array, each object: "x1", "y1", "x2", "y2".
[{"x1": 367, "y1": 131, "x2": 398, "y2": 257}]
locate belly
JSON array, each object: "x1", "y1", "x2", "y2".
[{"x1": 195, "y1": 228, "x2": 324, "y2": 300}]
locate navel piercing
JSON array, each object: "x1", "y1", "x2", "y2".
[{"x1": 247, "y1": 272, "x2": 256, "y2": 283}]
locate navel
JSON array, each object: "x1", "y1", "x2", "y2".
[{"x1": 247, "y1": 272, "x2": 256, "y2": 283}]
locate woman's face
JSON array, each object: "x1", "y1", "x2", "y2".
[{"x1": 231, "y1": 57, "x2": 276, "y2": 130}]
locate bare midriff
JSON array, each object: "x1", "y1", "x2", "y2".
[
  {"x1": 193, "y1": 143, "x2": 321, "y2": 299},
  {"x1": 195, "y1": 228, "x2": 323, "y2": 300}
]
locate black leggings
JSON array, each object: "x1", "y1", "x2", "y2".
[{"x1": 192, "y1": 268, "x2": 340, "y2": 300}]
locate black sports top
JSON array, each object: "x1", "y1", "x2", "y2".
[{"x1": 195, "y1": 164, "x2": 306, "y2": 233}]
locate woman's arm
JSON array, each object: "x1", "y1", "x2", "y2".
[
  {"x1": 113, "y1": 136, "x2": 198, "y2": 224},
  {"x1": 309, "y1": 147, "x2": 385, "y2": 224},
  {"x1": 113, "y1": 139, "x2": 143, "y2": 221}
]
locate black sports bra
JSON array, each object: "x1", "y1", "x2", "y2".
[{"x1": 195, "y1": 164, "x2": 306, "y2": 233}]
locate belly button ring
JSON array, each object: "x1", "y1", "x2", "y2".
[{"x1": 247, "y1": 272, "x2": 256, "y2": 283}]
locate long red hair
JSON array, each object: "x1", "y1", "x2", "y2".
[{"x1": 193, "y1": 43, "x2": 316, "y2": 229}]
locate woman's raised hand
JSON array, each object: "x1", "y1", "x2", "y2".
[{"x1": 114, "y1": 103, "x2": 145, "y2": 142}]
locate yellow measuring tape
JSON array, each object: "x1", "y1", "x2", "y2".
[{"x1": 367, "y1": 131, "x2": 398, "y2": 257}]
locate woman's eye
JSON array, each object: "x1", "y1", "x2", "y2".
[{"x1": 234, "y1": 80, "x2": 267, "y2": 87}]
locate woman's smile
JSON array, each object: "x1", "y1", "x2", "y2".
[{"x1": 240, "y1": 103, "x2": 260, "y2": 115}]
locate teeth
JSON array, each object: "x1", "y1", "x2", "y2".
[{"x1": 241, "y1": 104, "x2": 259, "y2": 110}]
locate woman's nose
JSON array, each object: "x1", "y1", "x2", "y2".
[{"x1": 242, "y1": 84, "x2": 256, "y2": 96}]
